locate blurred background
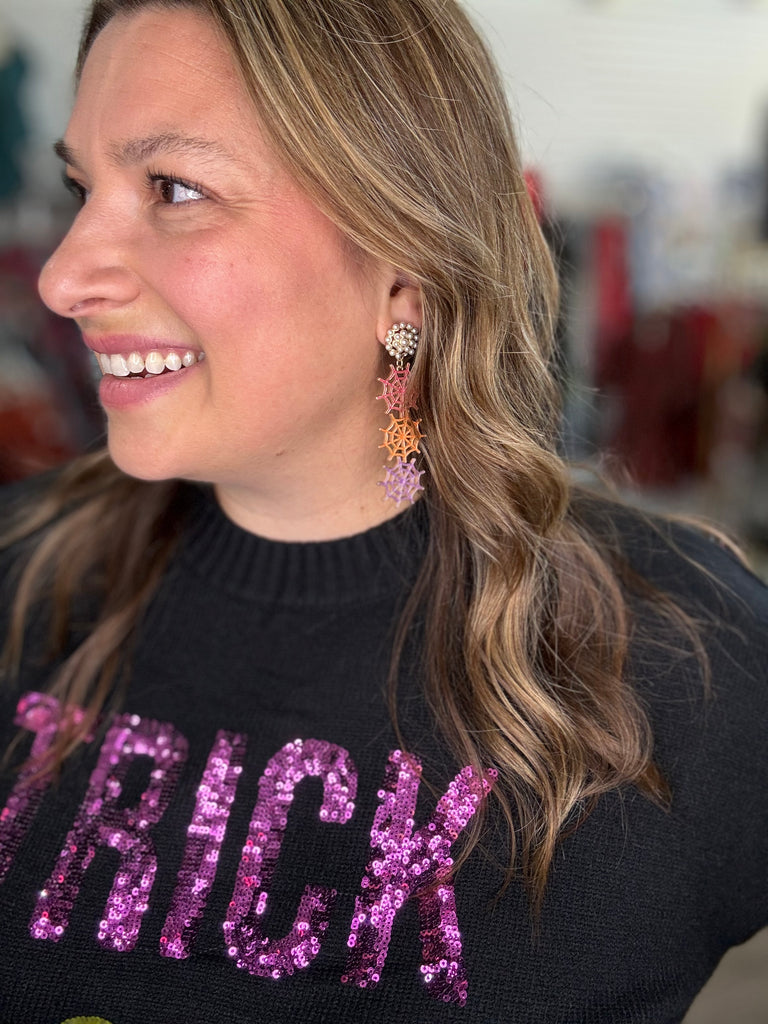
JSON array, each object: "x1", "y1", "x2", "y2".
[
  {"x1": 2, "y1": 0, "x2": 768, "y2": 556},
  {"x1": 0, "y1": 0, "x2": 766, "y2": 1017}
]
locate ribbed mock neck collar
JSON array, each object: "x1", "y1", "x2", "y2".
[{"x1": 178, "y1": 484, "x2": 428, "y2": 607}]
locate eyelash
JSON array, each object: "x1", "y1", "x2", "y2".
[
  {"x1": 62, "y1": 172, "x2": 86, "y2": 205},
  {"x1": 145, "y1": 170, "x2": 208, "y2": 204},
  {"x1": 61, "y1": 170, "x2": 207, "y2": 206}
]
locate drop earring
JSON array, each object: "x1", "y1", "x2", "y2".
[{"x1": 377, "y1": 322, "x2": 425, "y2": 506}]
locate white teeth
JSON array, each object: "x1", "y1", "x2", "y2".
[
  {"x1": 127, "y1": 351, "x2": 144, "y2": 374},
  {"x1": 96, "y1": 349, "x2": 205, "y2": 376},
  {"x1": 144, "y1": 351, "x2": 165, "y2": 375},
  {"x1": 110, "y1": 353, "x2": 130, "y2": 377}
]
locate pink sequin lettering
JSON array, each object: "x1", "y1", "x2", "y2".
[
  {"x1": 30, "y1": 714, "x2": 187, "y2": 951},
  {"x1": 160, "y1": 730, "x2": 247, "y2": 959},
  {"x1": 343, "y1": 750, "x2": 496, "y2": 1004},
  {"x1": 0, "y1": 693, "x2": 86, "y2": 885},
  {"x1": 224, "y1": 738, "x2": 357, "y2": 977}
]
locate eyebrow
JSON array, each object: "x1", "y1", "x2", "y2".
[{"x1": 53, "y1": 132, "x2": 234, "y2": 171}]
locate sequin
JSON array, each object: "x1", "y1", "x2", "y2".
[
  {"x1": 343, "y1": 751, "x2": 496, "y2": 1004},
  {"x1": 0, "y1": 693, "x2": 88, "y2": 885},
  {"x1": 224, "y1": 738, "x2": 357, "y2": 977},
  {"x1": 29, "y1": 713, "x2": 187, "y2": 951},
  {"x1": 160, "y1": 730, "x2": 246, "y2": 959}
]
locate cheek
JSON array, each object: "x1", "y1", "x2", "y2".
[
  {"x1": 144, "y1": 219, "x2": 376, "y2": 412},
  {"x1": 142, "y1": 250, "x2": 256, "y2": 369},
  {"x1": 160, "y1": 236, "x2": 319, "y2": 337},
  {"x1": 178, "y1": 246, "x2": 253, "y2": 318}
]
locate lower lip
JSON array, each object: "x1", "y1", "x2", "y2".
[{"x1": 99, "y1": 362, "x2": 202, "y2": 409}]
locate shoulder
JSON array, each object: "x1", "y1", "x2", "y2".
[
  {"x1": 571, "y1": 500, "x2": 768, "y2": 940},
  {"x1": 0, "y1": 468, "x2": 65, "y2": 535},
  {"x1": 0, "y1": 468, "x2": 85, "y2": 650},
  {"x1": 572, "y1": 491, "x2": 768, "y2": 770},
  {"x1": 570, "y1": 490, "x2": 768, "y2": 635},
  {"x1": 572, "y1": 496, "x2": 768, "y2": 827},
  {"x1": 0, "y1": 470, "x2": 63, "y2": 573}
]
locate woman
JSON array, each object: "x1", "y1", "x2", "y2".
[{"x1": 0, "y1": 1, "x2": 766, "y2": 1021}]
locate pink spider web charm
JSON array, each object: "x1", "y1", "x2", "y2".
[
  {"x1": 376, "y1": 365, "x2": 411, "y2": 415},
  {"x1": 379, "y1": 457, "x2": 425, "y2": 506}
]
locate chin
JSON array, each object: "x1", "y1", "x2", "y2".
[{"x1": 106, "y1": 430, "x2": 188, "y2": 484}]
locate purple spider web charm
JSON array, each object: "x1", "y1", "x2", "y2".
[{"x1": 379, "y1": 457, "x2": 425, "y2": 505}]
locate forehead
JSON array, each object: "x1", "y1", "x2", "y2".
[{"x1": 71, "y1": 7, "x2": 260, "y2": 154}]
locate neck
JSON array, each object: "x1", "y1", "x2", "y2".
[{"x1": 214, "y1": 459, "x2": 411, "y2": 542}]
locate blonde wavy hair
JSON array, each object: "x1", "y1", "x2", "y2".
[{"x1": 2, "y1": 0, "x2": 674, "y2": 903}]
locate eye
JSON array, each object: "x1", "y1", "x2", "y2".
[
  {"x1": 62, "y1": 172, "x2": 88, "y2": 206},
  {"x1": 148, "y1": 172, "x2": 207, "y2": 205}
]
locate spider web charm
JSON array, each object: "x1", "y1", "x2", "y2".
[
  {"x1": 379, "y1": 415, "x2": 424, "y2": 461},
  {"x1": 376, "y1": 364, "x2": 411, "y2": 415},
  {"x1": 379, "y1": 457, "x2": 425, "y2": 506}
]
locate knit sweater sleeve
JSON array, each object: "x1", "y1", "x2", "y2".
[{"x1": 623, "y1": 517, "x2": 768, "y2": 949}]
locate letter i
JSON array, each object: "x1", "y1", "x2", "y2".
[{"x1": 160, "y1": 731, "x2": 247, "y2": 959}]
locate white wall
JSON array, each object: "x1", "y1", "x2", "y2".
[
  {"x1": 3, "y1": 0, "x2": 768, "y2": 207},
  {"x1": 466, "y1": 0, "x2": 768, "y2": 205}
]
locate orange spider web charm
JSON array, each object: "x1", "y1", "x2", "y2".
[{"x1": 379, "y1": 414, "x2": 424, "y2": 461}]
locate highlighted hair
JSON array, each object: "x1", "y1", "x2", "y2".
[{"x1": 4, "y1": 0, "x2": 679, "y2": 902}]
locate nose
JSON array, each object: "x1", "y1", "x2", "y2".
[{"x1": 38, "y1": 201, "x2": 141, "y2": 319}]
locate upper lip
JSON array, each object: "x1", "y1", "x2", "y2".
[{"x1": 83, "y1": 334, "x2": 201, "y2": 356}]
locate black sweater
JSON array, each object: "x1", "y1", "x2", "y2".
[{"x1": 0, "y1": 486, "x2": 766, "y2": 1024}]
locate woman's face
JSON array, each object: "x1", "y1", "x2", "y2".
[{"x1": 39, "y1": 8, "x2": 412, "y2": 535}]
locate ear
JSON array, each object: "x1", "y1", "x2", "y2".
[{"x1": 376, "y1": 272, "x2": 422, "y2": 347}]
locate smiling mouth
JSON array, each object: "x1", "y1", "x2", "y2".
[{"x1": 95, "y1": 350, "x2": 206, "y2": 378}]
